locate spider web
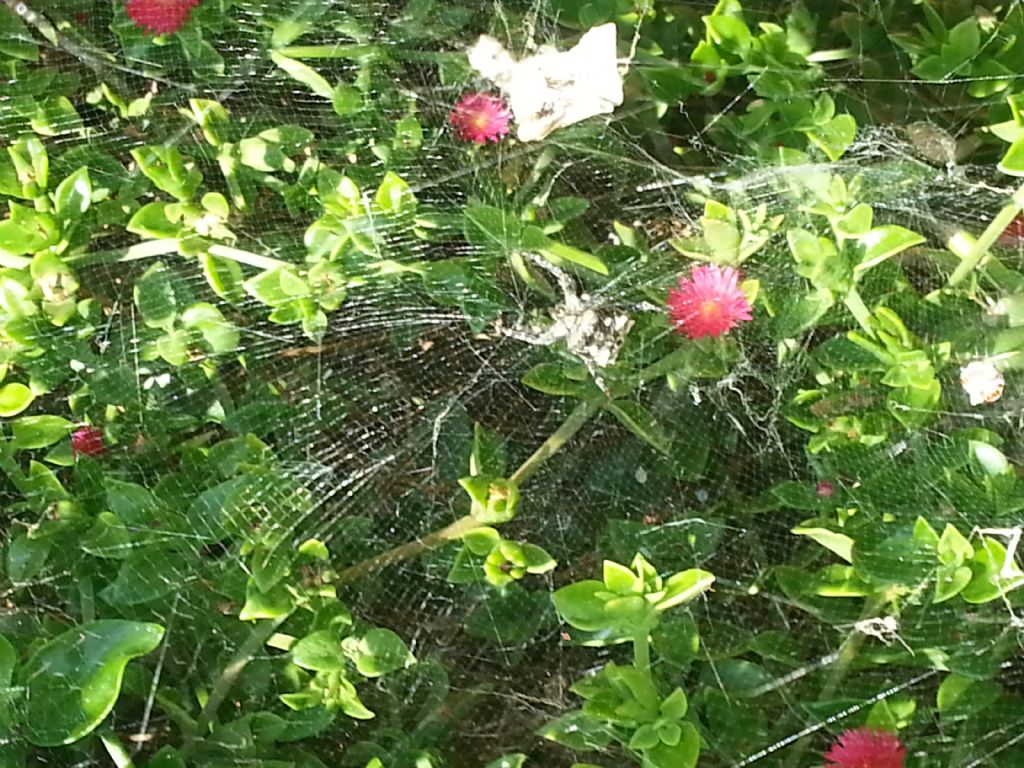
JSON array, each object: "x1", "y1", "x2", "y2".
[{"x1": 2, "y1": 1, "x2": 1024, "y2": 767}]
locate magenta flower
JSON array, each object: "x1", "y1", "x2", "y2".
[
  {"x1": 449, "y1": 93, "x2": 512, "y2": 144},
  {"x1": 816, "y1": 481, "x2": 835, "y2": 498},
  {"x1": 1000, "y1": 213, "x2": 1024, "y2": 247},
  {"x1": 125, "y1": 0, "x2": 199, "y2": 35},
  {"x1": 71, "y1": 426, "x2": 105, "y2": 458},
  {"x1": 824, "y1": 728, "x2": 907, "y2": 768},
  {"x1": 667, "y1": 264, "x2": 753, "y2": 340}
]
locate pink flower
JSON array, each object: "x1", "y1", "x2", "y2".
[
  {"x1": 667, "y1": 264, "x2": 753, "y2": 339},
  {"x1": 1000, "y1": 213, "x2": 1024, "y2": 247},
  {"x1": 125, "y1": 0, "x2": 199, "y2": 35},
  {"x1": 71, "y1": 426, "x2": 105, "y2": 458},
  {"x1": 816, "y1": 481, "x2": 835, "y2": 498},
  {"x1": 449, "y1": 93, "x2": 512, "y2": 144},
  {"x1": 824, "y1": 728, "x2": 906, "y2": 768}
]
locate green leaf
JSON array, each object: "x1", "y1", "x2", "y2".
[
  {"x1": 552, "y1": 580, "x2": 607, "y2": 632},
  {"x1": 854, "y1": 226, "x2": 925, "y2": 273},
  {"x1": 523, "y1": 543, "x2": 557, "y2": 574},
  {"x1": 961, "y1": 537, "x2": 1024, "y2": 603},
  {"x1": 0, "y1": 634, "x2": 16, "y2": 688},
  {"x1": 835, "y1": 204, "x2": 873, "y2": 237},
  {"x1": 148, "y1": 746, "x2": 187, "y2": 768},
  {"x1": 539, "y1": 711, "x2": 615, "y2": 750},
  {"x1": 534, "y1": 234, "x2": 609, "y2": 276},
  {"x1": 181, "y1": 302, "x2": 240, "y2": 353},
  {"x1": 292, "y1": 630, "x2": 345, "y2": 672},
  {"x1": 0, "y1": 6, "x2": 38, "y2": 60},
  {"x1": 606, "y1": 401, "x2": 672, "y2": 455},
  {"x1": 0, "y1": 383, "x2": 34, "y2": 417},
  {"x1": 970, "y1": 440, "x2": 1009, "y2": 477},
  {"x1": 9, "y1": 135, "x2": 47, "y2": 193},
  {"x1": 6, "y1": 534, "x2": 51, "y2": 584},
  {"x1": 705, "y1": 14, "x2": 752, "y2": 51},
  {"x1": 463, "y1": 204, "x2": 521, "y2": 256},
  {"x1": 239, "y1": 136, "x2": 290, "y2": 172},
  {"x1": 81, "y1": 513, "x2": 134, "y2": 560},
  {"x1": 178, "y1": 26, "x2": 224, "y2": 77},
  {"x1": 787, "y1": 229, "x2": 849, "y2": 293},
  {"x1": 522, "y1": 363, "x2": 601, "y2": 399},
  {"x1": 465, "y1": 584, "x2": 551, "y2": 645},
  {"x1": 100, "y1": 546, "x2": 192, "y2": 606},
  {"x1": 188, "y1": 98, "x2": 230, "y2": 146},
  {"x1": 130, "y1": 146, "x2": 202, "y2": 201},
  {"x1": 10, "y1": 415, "x2": 73, "y2": 450},
  {"x1": 22, "y1": 620, "x2": 164, "y2": 746},
  {"x1": 937, "y1": 524, "x2": 973, "y2": 566},
  {"x1": 0, "y1": 634, "x2": 16, "y2": 727},
  {"x1": 999, "y1": 138, "x2": 1024, "y2": 176},
  {"x1": 791, "y1": 525, "x2": 854, "y2": 562},
  {"x1": 865, "y1": 695, "x2": 916, "y2": 733},
  {"x1": 105, "y1": 479, "x2": 157, "y2": 524},
  {"x1": 128, "y1": 202, "x2": 183, "y2": 239},
  {"x1": 239, "y1": 580, "x2": 295, "y2": 621},
  {"x1": 375, "y1": 171, "x2": 415, "y2": 215},
  {"x1": 332, "y1": 83, "x2": 363, "y2": 116},
  {"x1": 271, "y1": 51, "x2": 334, "y2": 99},
  {"x1": 660, "y1": 688, "x2": 688, "y2": 720},
  {"x1": 463, "y1": 527, "x2": 500, "y2": 556},
  {"x1": 134, "y1": 261, "x2": 178, "y2": 332},
  {"x1": 421, "y1": 260, "x2": 505, "y2": 329},
  {"x1": 934, "y1": 564, "x2": 972, "y2": 604},
  {"x1": 603, "y1": 560, "x2": 640, "y2": 594},
  {"x1": 631, "y1": 724, "x2": 661, "y2": 750},
  {"x1": 852, "y1": 527, "x2": 936, "y2": 587},
  {"x1": 937, "y1": 674, "x2": 1001, "y2": 717},
  {"x1": 31, "y1": 96, "x2": 83, "y2": 137},
  {"x1": 0, "y1": 203, "x2": 59, "y2": 255},
  {"x1": 470, "y1": 422, "x2": 507, "y2": 477},
  {"x1": 642, "y1": 723, "x2": 700, "y2": 768},
  {"x1": 53, "y1": 167, "x2": 91, "y2": 218},
  {"x1": 804, "y1": 114, "x2": 857, "y2": 161},
  {"x1": 656, "y1": 569, "x2": 716, "y2": 611},
  {"x1": 344, "y1": 628, "x2": 415, "y2": 677},
  {"x1": 201, "y1": 253, "x2": 245, "y2": 304}
]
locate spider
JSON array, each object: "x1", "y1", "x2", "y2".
[{"x1": 501, "y1": 253, "x2": 636, "y2": 393}]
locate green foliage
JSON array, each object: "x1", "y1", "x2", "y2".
[{"x1": 545, "y1": 555, "x2": 710, "y2": 768}]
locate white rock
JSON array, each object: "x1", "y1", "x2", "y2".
[
  {"x1": 467, "y1": 23, "x2": 624, "y2": 142},
  {"x1": 960, "y1": 360, "x2": 1004, "y2": 406}
]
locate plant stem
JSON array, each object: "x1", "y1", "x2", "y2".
[
  {"x1": 79, "y1": 575, "x2": 95, "y2": 624},
  {"x1": 207, "y1": 244, "x2": 294, "y2": 272},
  {"x1": 333, "y1": 340, "x2": 718, "y2": 586},
  {"x1": 67, "y1": 238, "x2": 181, "y2": 268},
  {"x1": 633, "y1": 619, "x2": 653, "y2": 673},
  {"x1": 335, "y1": 399, "x2": 602, "y2": 585},
  {"x1": 509, "y1": 399, "x2": 601, "y2": 486},
  {"x1": 334, "y1": 515, "x2": 483, "y2": 586},
  {"x1": 946, "y1": 720, "x2": 970, "y2": 768},
  {"x1": 782, "y1": 593, "x2": 889, "y2": 768},
  {"x1": 274, "y1": 44, "x2": 378, "y2": 59},
  {"x1": 947, "y1": 185, "x2": 1024, "y2": 287},
  {"x1": 66, "y1": 240, "x2": 294, "y2": 273},
  {"x1": 188, "y1": 616, "x2": 287, "y2": 747},
  {"x1": 843, "y1": 288, "x2": 875, "y2": 337},
  {"x1": 807, "y1": 47, "x2": 857, "y2": 63},
  {"x1": 99, "y1": 730, "x2": 136, "y2": 768},
  {"x1": 155, "y1": 692, "x2": 199, "y2": 741}
]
